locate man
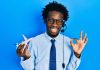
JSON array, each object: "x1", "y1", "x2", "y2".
[{"x1": 17, "y1": 1, "x2": 88, "y2": 70}]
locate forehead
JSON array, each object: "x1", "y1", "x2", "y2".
[{"x1": 48, "y1": 11, "x2": 64, "y2": 19}]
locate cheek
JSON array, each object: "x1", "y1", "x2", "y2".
[
  {"x1": 59, "y1": 25, "x2": 63, "y2": 29},
  {"x1": 46, "y1": 23, "x2": 52, "y2": 28},
  {"x1": 45, "y1": 24, "x2": 51, "y2": 30},
  {"x1": 47, "y1": 24, "x2": 51, "y2": 28}
]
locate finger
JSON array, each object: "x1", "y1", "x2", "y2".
[
  {"x1": 19, "y1": 44, "x2": 25, "y2": 47},
  {"x1": 25, "y1": 45, "x2": 28, "y2": 50},
  {"x1": 80, "y1": 31, "x2": 83, "y2": 40},
  {"x1": 17, "y1": 44, "x2": 25, "y2": 57},
  {"x1": 23, "y1": 45, "x2": 29, "y2": 56},
  {"x1": 23, "y1": 45, "x2": 29, "y2": 54},
  {"x1": 85, "y1": 38, "x2": 88, "y2": 44},
  {"x1": 18, "y1": 44, "x2": 25, "y2": 50},
  {"x1": 70, "y1": 40, "x2": 75, "y2": 47},
  {"x1": 83, "y1": 33, "x2": 87, "y2": 42}
]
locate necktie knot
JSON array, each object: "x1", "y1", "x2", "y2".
[{"x1": 51, "y1": 39, "x2": 55, "y2": 45}]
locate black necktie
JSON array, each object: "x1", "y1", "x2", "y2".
[{"x1": 49, "y1": 39, "x2": 56, "y2": 70}]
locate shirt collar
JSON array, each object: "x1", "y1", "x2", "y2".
[{"x1": 44, "y1": 32, "x2": 61, "y2": 41}]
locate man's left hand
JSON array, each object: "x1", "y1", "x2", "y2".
[{"x1": 70, "y1": 31, "x2": 88, "y2": 58}]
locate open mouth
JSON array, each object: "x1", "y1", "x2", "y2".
[{"x1": 50, "y1": 27, "x2": 58, "y2": 33}]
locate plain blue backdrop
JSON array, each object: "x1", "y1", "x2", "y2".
[{"x1": 0, "y1": 0, "x2": 100, "y2": 70}]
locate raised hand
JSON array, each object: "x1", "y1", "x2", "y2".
[
  {"x1": 16, "y1": 44, "x2": 31, "y2": 60},
  {"x1": 70, "y1": 31, "x2": 88, "y2": 58},
  {"x1": 16, "y1": 35, "x2": 32, "y2": 60}
]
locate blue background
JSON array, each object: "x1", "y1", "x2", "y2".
[{"x1": 0, "y1": 0, "x2": 100, "y2": 70}]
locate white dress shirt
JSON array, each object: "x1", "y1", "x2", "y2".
[{"x1": 20, "y1": 32, "x2": 81, "y2": 70}]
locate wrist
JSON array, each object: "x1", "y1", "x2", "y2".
[
  {"x1": 74, "y1": 52, "x2": 81, "y2": 58},
  {"x1": 23, "y1": 56, "x2": 30, "y2": 61}
]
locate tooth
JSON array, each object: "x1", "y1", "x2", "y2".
[{"x1": 51, "y1": 28, "x2": 57, "y2": 32}]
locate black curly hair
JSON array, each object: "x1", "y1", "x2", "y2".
[{"x1": 42, "y1": 1, "x2": 69, "y2": 21}]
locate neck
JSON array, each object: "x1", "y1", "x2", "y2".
[{"x1": 46, "y1": 32, "x2": 59, "y2": 38}]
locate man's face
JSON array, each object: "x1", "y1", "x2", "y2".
[{"x1": 45, "y1": 11, "x2": 64, "y2": 37}]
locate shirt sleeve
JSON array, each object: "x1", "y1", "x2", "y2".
[
  {"x1": 65, "y1": 36, "x2": 81, "y2": 70},
  {"x1": 20, "y1": 39, "x2": 36, "y2": 70},
  {"x1": 66, "y1": 53, "x2": 81, "y2": 70}
]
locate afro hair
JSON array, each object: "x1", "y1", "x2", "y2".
[{"x1": 42, "y1": 1, "x2": 69, "y2": 21}]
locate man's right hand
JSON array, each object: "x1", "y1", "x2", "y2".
[{"x1": 16, "y1": 44, "x2": 31, "y2": 60}]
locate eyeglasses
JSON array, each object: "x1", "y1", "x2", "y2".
[{"x1": 47, "y1": 18, "x2": 65, "y2": 25}]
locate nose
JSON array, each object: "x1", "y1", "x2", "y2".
[{"x1": 52, "y1": 20, "x2": 57, "y2": 26}]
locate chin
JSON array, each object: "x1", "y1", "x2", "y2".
[
  {"x1": 49, "y1": 32, "x2": 59, "y2": 38},
  {"x1": 47, "y1": 29, "x2": 60, "y2": 38}
]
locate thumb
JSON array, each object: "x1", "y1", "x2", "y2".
[
  {"x1": 23, "y1": 45, "x2": 28, "y2": 56},
  {"x1": 24, "y1": 45, "x2": 28, "y2": 51},
  {"x1": 70, "y1": 40, "x2": 75, "y2": 47}
]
